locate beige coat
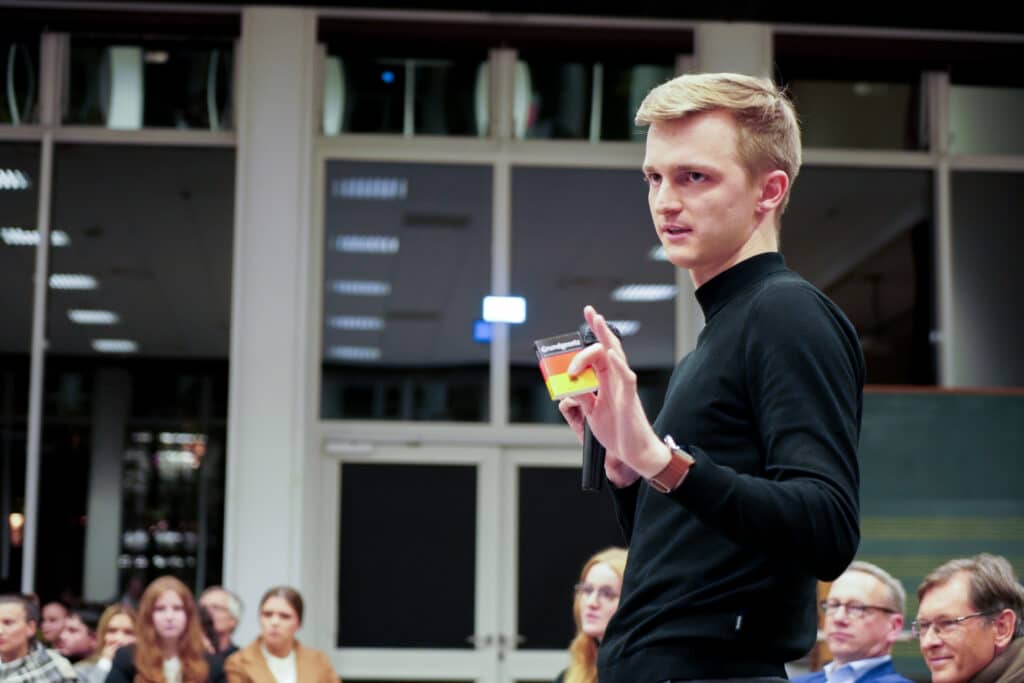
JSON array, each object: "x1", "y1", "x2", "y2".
[{"x1": 223, "y1": 639, "x2": 339, "y2": 683}]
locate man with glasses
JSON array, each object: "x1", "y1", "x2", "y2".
[
  {"x1": 914, "y1": 553, "x2": 1024, "y2": 683},
  {"x1": 793, "y1": 561, "x2": 912, "y2": 683}
]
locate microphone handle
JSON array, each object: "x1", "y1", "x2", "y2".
[{"x1": 582, "y1": 419, "x2": 606, "y2": 492}]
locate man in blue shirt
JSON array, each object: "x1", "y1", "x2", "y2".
[{"x1": 794, "y1": 561, "x2": 912, "y2": 683}]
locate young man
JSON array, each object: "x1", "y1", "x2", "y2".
[
  {"x1": 58, "y1": 608, "x2": 97, "y2": 664},
  {"x1": 0, "y1": 594, "x2": 79, "y2": 682},
  {"x1": 793, "y1": 561, "x2": 912, "y2": 683},
  {"x1": 915, "y1": 554, "x2": 1024, "y2": 683},
  {"x1": 559, "y1": 73, "x2": 864, "y2": 682}
]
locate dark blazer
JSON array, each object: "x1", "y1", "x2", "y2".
[
  {"x1": 791, "y1": 659, "x2": 914, "y2": 683},
  {"x1": 223, "y1": 639, "x2": 339, "y2": 683},
  {"x1": 107, "y1": 644, "x2": 226, "y2": 683}
]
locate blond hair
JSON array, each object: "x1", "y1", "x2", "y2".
[
  {"x1": 846, "y1": 560, "x2": 907, "y2": 614},
  {"x1": 564, "y1": 547, "x2": 628, "y2": 683},
  {"x1": 636, "y1": 72, "x2": 802, "y2": 216}
]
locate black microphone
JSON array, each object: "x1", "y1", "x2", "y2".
[{"x1": 579, "y1": 321, "x2": 622, "y2": 492}]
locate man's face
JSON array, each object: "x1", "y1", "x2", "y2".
[
  {"x1": 0, "y1": 602, "x2": 35, "y2": 663},
  {"x1": 199, "y1": 590, "x2": 237, "y2": 638},
  {"x1": 917, "y1": 573, "x2": 1007, "y2": 683},
  {"x1": 643, "y1": 110, "x2": 776, "y2": 287},
  {"x1": 824, "y1": 570, "x2": 903, "y2": 665},
  {"x1": 40, "y1": 603, "x2": 67, "y2": 644},
  {"x1": 58, "y1": 614, "x2": 95, "y2": 657}
]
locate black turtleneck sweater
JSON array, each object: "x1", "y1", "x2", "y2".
[{"x1": 597, "y1": 253, "x2": 864, "y2": 683}]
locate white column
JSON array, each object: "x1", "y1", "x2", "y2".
[
  {"x1": 224, "y1": 7, "x2": 320, "y2": 646},
  {"x1": 83, "y1": 369, "x2": 131, "y2": 602}
]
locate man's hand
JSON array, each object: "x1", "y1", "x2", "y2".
[
  {"x1": 561, "y1": 305, "x2": 671, "y2": 485},
  {"x1": 559, "y1": 395, "x2": 641, "y2": 487}
]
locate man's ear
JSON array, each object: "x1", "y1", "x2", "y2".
[
  {"x1": 993, "y1": 609, "x2": 1016, "y2": 650},
  {"x1": 756, "y1": 170, "x2": 789, "y2": 215},
  {"x1": 886, "y1": 614, "x2": 905, "y2": 645}
]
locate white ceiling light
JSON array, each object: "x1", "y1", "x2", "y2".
[
  {"x1": 328, "y1": 315, "x2": 384, "y2": 331},
  {"x1": 69, "y1": 309, "x2": 120, "y2": 325},
  {"x1": 0, "y1": 169, "x2": 30, "y2": 190},
  {"x1": 482, "y1": 295, "x2": 527, "y2": 323},
  {"x1": 607, "y1": 320, "x2": 642, "y2": 336},
  {"x1": 1, "y1": 228, "x2": 70, "y2": 246},
  {"x1": 331, "y1": 177, "x2": 408, "y2": 200},
  {"x1": 648, "y1": 245, "x2": 668, "y2": 261},
  {"x1": 611, "y1": 284, "x2": 677, "y2": 302},
  {"x1": 49, "y1": 274, "x2": 98, "y2": 290},
  {"x1": 92, "y1": 339, "x2": 139, "y2": 353},
  {"x1": 329, "y1": 279, "x2": 391, "y2": 296},
  {"x1": 334, "y1": 235, "x2": 400, "y2": 254},
  {"x1": 326, "y1": 345, "x2": 381, "y2": 361}
]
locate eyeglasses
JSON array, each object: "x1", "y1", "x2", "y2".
[
  {"x1": 574, "y1": 583, "x2": 620, "y2": 603},
  {"x1": 910, "y1": 611, "x2": 997, "y2": 639},
  {"x1": 820, "y1": 600, "x2": 898, "y2": 619}
]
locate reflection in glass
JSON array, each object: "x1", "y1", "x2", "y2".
[
  {"x1": 325, "y1": 55, "x2": 484, "y2": 136},
  {"x1": 321, "y1": 161, "x2": 491, "y2": 421},
  {"x1": 951, "y1": 172, "x2": 1024, "y2": 386},
  {"x1": 784, "y1": 167, "x2": 935, "y2": 384},
  {"x1": 510, "y1": 167, "x2": 675, "y2": 424},
  {"x1": 950, "y1": 85, "x2": 1024, "y2": 155},
  {"x1": 0, "y1": 142, "x2": 38, "y2": 588},
  {"x1": 1, "y1": 37, "x2": 39, "y2": 125},
  {"x1": 65, "y1": 39, "x2": 233, "y2": 129},
  {"x1": 518, "y1": 60, "x2": 673, "y2": 141},
  {"x1": 29, "y1": 144, "x2": 234, "y2": 598},
  {"x1": 786, "y1": 80, "x2": 924, "y2": 150}
]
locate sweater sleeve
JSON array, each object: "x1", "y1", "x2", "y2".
[
  {"x1": 608, "y1": 479, "x2": 641, "y2": 543},
  {"x1": 672, "y1": 283, "x2": 862, "y2": 581}
]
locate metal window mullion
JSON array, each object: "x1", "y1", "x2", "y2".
[
  {"x1": 926, "y1": 71, "x2": 955, "y2": 387},
  {"x1": 403, "y1": 59, "x2": 415, "y2": 137},
  {"x1": 21, "y1": 31, "x2": 63, "y2": 593}
]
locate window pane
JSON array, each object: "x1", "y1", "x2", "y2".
[
  {"x1": 518, "y1": 466, "x2": 625, "y2": 650},
  {"x1": 951, "y1": 172, "x2": 1024, "y2": 386},
  {"x1": 0, "y1": 141, "x2": 38, "y2": 588},
  {"x1": 321, "y1": 161, "x2": 491, "y2": 421},
  {"x1": 510, "y1": 167, "x2": 675, "y2": 423},
  {"x1": 338, "y1": 463, "x2": 476, "y2": 648},
  {"x1": 950, "y1": 85, "x2": 1024, "y2": 155},
  {"x1": 34, "y1": 144, "x2": 234, "y2": 600},
  {"x1": 786, "y1": 80, "x2": 924, "y2": 150},
  {"x1": 599, "y1": 63, "x2": 674, "y2": 141},
  {"x1": 325, "y1": 54, "x2": 486, "y2": 136},
  {"x1": 1, "y1": 37, "x2": 40, "y2": 125},
  {"x1": 65, "y1": 38, "x2": 234, "y2": 130},
  {"x1": 519, "y1": 59, "x2": 593, "y2": 139},
  {"x1": 784, "y1": 167, "x2": 935, "y2": 384}
]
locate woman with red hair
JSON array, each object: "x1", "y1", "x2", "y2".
[
  {"x1": 555, "y1": 547, "x2": 628, "y2": 683},
  {"x1": 107, "y1": 576, "x2": 225, "y2": 683}
]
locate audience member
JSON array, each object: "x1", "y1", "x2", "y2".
[
  {"x1": 107, "y1": 575, "x2": 225, "y2": 683},
  {"x1": 915, "y1": 554, "x2": 1024, "y2": 683},
  {"x1": 555, "y1": 547, "x2": 628, "y2": 683},
  {"x1": 224, "y1": 585, "x2": 339, "y2": 683}
]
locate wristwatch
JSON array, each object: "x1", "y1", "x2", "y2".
[{"x1": 648, "y1": 434, "x2": 695, "y2": 493}]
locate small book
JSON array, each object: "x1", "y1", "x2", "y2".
[{"x1": 534, "y1": 331, "x2": 599, "y2": 401}]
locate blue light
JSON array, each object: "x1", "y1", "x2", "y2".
[
  {"x1": 381, "y1": 70, "x2": 395, "y2": 84},
  {"x1": 473, "y1": 320, "x2": 493, "y2": 344}
]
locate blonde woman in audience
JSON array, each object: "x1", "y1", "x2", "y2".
[
  {"x1": 555, "y1": 547, "x2": 628, "y2": 683},
  {"x1": 74, "y1": 603, "x2": 136, "y2": 682},
  {"x1": 225, "y1": 586, "x2": 339, "y2": 683},
  {"x1": 107, "y1": 575, "x2": 225, "y2": 683}
]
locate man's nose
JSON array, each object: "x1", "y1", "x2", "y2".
[{"x1": 653, "y1": 185, "x2": 681, "y2": 214}]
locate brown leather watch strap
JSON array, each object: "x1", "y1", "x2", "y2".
[{"x1": 648, "y1": 435, "x2": 694, "y2": 493}]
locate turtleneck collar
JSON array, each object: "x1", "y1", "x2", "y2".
[{"x1": 694, "y1": 252, "x2": 788, "y2": 322}]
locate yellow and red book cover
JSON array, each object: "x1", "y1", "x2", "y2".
[{"x1": 534, "y1": 332, "x2": 599, "y2": 401}]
